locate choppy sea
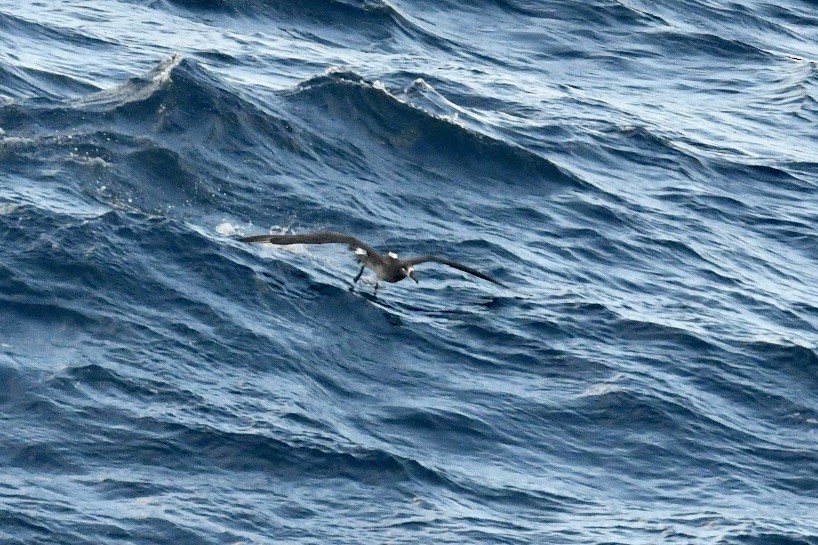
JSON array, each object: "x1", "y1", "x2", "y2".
[{"x1": 1, "y1": 1, "x2": 817, "y2": 543}]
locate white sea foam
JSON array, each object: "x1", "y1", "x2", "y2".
[{"x1": 215, "y1": 222, "x2": 238, "y2": 236}]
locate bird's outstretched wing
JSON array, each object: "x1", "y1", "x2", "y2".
[
  {"x1": 402, "y1": 255, "x2": 506, "y2": 287},
  {"x1": 239, "y1": 231, "x2": 379, "y2": 256}
]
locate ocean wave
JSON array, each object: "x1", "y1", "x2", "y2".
[
  {"x1": 1, "y1": 56, "x2": 328, "y2": 217},
  {"x1": 134, "y1": 0, "x2": 432, "y2": 45},
  {"x1": 741, "y1": 339, "x2": 818, "y2": 385},
  {"x1": 74, "y1": 56, "x2": 309, "y2": 155},
  {"x1": 0, "y1": 62, "x2": 96, "y2": 101},
  {"x1": 727, "y1": 532, "x2": 818, "y2": 545},
  {"x1": 0, "y1": 56, "x2": 309, "y2": 166},
  {"x1": 144, "y1": 0, "x2": 396, "y2": 20},
  {"x1": 0, "y1": 11, "x2": 114, "y2": 49},
  {"x1": 288, "y1": 69, "x2": 586, "y2": 192},
  {"x1": 502, "y1": 0, "x2": 667, "y2": 27}
]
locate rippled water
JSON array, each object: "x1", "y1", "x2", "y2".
[{"x1": 1, "y1": 1, "x2": 817, "y2": 543}]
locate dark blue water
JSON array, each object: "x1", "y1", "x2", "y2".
[{"x1": 1, "y1": 1, "x2": 817, "y2": 543}]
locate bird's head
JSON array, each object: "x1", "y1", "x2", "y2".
[{"x1": 403, "y1": 266, "x2": 419, "y2": 283}]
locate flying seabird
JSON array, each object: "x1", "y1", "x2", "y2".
[{"x1": 239, "y1": 231, "x2": 506, "y2": 292}]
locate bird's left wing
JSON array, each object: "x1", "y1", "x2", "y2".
[{"x1": 402, "y1": 255, "x2": 506, "y2": 287}]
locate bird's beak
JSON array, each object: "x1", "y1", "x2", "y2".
[{"x1": 409, "y1": 270, "x2": 419, "y2": 283}]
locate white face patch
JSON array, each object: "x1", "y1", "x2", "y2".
[
  {"x1": 354, "y1": 247, "x2": 367, "y2": 256},
  {"x1": 388, "y1": 252, "x2": 398, "y2": 259}
]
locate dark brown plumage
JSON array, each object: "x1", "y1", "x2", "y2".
[{"x1": 239, "y1": 231, "x2": 506, "y2": 289}]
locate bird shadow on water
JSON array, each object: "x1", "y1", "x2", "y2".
[
  {"x1": 328, "y1": 280, "x2": 503, "y2": 327},
  {"x1": 356, "y1": 292, "x2": 404, "y2": 326},
  {"x1": 350, "y1": 282, "x2": 523, "y2": 326},
  {"x1": 305, "y1": 280, "x2": 406, "y2": 326}
]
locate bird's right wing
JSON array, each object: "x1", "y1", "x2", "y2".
[
  {"x1": 239, "y1": 231, "x2": 378, "y2": 256},
  {"x1": 403, "y1": 255, "x2": 507, "y2": 287}
]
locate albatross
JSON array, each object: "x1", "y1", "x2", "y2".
[{"x1": 239, "y1": 231, "x2": 506, "y2": 292}]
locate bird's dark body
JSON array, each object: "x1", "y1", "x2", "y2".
[
  {"x1": 239, "y1": 230, "x2": 506, "y2": 289},
  {"x1": 366, "y1": 254, "x2": 407, "y2": 283}
]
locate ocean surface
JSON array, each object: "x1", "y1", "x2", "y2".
[{"x1": 1, "y1": 1, "x2": 817, "y2": 543}]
